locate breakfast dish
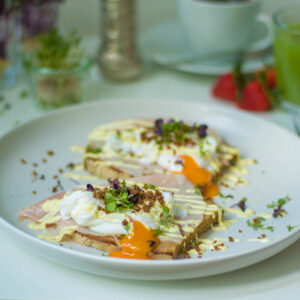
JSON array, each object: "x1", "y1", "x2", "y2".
[
  {"x1": 84, "y1": 118, "x2": 239, "y2": 198},
  {"x1": 19, "y1": 178, "x2": 220, "y2": 259},
  {"x1": 2, "y1": 100, "x2": 299, "y2": 279}
]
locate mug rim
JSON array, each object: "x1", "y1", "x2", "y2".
[
  {"x1": 178, "y1": 0, "x2": 259, "y2": 9},
  {"x1": 273, "y1": 6, "x2": 300, "y2": 36}
]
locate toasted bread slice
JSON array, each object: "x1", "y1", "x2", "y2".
[
  {"x1": 19, "y1": 178, "x2": 220, "y2": 259},
  {"x1": 83, "y1": 119, "x2": 239, "y2": 181}
]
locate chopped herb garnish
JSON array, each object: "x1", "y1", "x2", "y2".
[
  {"x1": 231, "y1": 197, "x2": 247, "y2": 211},
  {"x1": 103, "y1": 181, "x2": 134, "y2": 212},
  {"x1": 199, "y1": 142, "x2": 207, "y2": 157},
  {"x1": 86, "y1": 183, "x2": 94, "y2": 192},
  {"x1": 197, "y1": 125, "x2": 208, "y2": 138},
  {"x1": 116, "y1": 130, "x2": 122, "y2": 139},
  {"x1": 287, "y1": 224, "x2": 298, "y2": 232},
  {"x1": 267, "y1": 195, "x2": 289, "y2": 218},
  {"x1": 152, "y1": 119, "x2": 208, "y2": 146},
  {"x1": 4, "y1": 103, "x2": 11, "y2": 110},
  {"x1": 86, "y1": 144, "x2": 102, "y2": 154},
  {"x1": 160, "y1": 206, "x2": 172, "y2": 227},
  {"x1": 124, "y1": 224, "x2": 130, "y2": 232},
  {"x1": 219, "y1": 192, "x2": 234, "y2": 199},
  {"x1": 47, "y1": 150, "x2": 54, "y2": 156},
  {"x1": 20, "y1": 158, "x2": 27, "y2": 164},
  {"x1": 143, "y1": 183, "x2": 156, "y2": 190},
  {"x1": 147, "y1": 240, "x2": 156, "y2": 247},
  {"x1": 66, "y1": 162, "x2": 75, "y2": 169},
  {"x1": 57, "y1": 180, "x2": 64, "y2": 191},
  {"x1": 154, "y1": 227, "x2": 163, "y2": 236},
  {"x1": 19, "y1": 90, "x2": 29, "y2": 99},
  {"x1": 246, "y1": 217, "x2": 274, "y2": 232},
  {"x1": 194, "y1": 185, "x2": 201, "y2": 195},
  {"x1": 24, "y1": 29, "x2": 84, "y2": 71},
  {"x1": 267, "y1": 196, "x2": 288, "y2": 209},
  {"x1": 40, "y1": 174, "x2": 45, "y2": 180}
]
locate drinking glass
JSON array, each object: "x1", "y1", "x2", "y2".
[{"x1": 274, "y1": 6, "x2": 300, "y2": 135}]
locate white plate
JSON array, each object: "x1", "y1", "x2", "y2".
[
  {"x1": 0, "y1": 99, "x2": 299, "y2": 280},
  {"x1": 140, "y1": 20, "x2": 273, "y2": 75}
]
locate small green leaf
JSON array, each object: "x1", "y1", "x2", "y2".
[
  {"x1": 219, "y1": 192, "x2": 234, "y2": 199},
  {"x1": 124, "y1": 224, "x2": 130, "y2": 232},
  {"x1": 106, "y1": 202, "x2": 116, "y2": 212},
  {"x1": 154, "y1": 227, "x2": 163, "y2": 236},
  {"x1": 246, "y1": 217, "x2": 274, "y2": 232},
  {"x1": 287, "y1": 224, "x2": 298, "y2": 232}
]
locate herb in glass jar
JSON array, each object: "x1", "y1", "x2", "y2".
[{"x1": 24, "y1": 29, "x2": 92, "y2": 108}]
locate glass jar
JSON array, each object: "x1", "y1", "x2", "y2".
[{"x1": 28, "y1": 58, "x2": 93, "y2": 108}]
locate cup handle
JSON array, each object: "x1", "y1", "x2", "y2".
[{"x1": 247, "y1": 14, "x2": 273, "y2": 54}]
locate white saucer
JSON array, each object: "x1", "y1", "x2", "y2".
[{"x1": 140, "y1": 20, "x2": 273, "y2": 75}]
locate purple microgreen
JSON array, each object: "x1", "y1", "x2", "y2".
[
  {"x1": 273, "y1": 208, "x2": 286, "y2": 218},
  {"x1": 147, "y1": 240, "x2": 157, "y2": 247},
  {"x1": 197, "y1": 124, "x2": 208, "y2": 138},
  {"x1": 231, "y1": 197, "x2": 247, "y2": 212},
  {"x1": 128, "y1": 193, "x2": 138, "y2": 204},
  {"x1": 86, "y1": 183, "x2": 94, "y2": 192},
  {"x1": 267, "y1": 195, "x2": 289, "y2": 218},
  {"x1": 175, "y1": 159, "x2": 183, "y2": 166},
  {"x1": 109, "y1": 178, "x2": 120, "y2": 190},
  {"x1": 154, "y1": 118, "x2": 164, "y2": 134}
]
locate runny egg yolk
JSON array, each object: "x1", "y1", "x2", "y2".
[
  {"x1": 177, "y1": 155, "x2": 219, "y2": 198},
  {"x1": 108, "y1": 220, "x2": 160, "y2": 260}
]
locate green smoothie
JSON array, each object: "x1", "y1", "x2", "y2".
[{"x1": 274, "y1": 23, "x2": 300, "y2": 106}]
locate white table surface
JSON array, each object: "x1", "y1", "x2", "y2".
[{"x1": 0, "y1": 61, "x2": 299, "y2": 299}]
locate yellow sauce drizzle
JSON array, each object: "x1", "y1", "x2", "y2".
[
  {"x1": 248, "y1": 238, "x2": 270, "y2": 243},
  {"x1": 64, "y1": 172, "x2": 99, "y2": 181},
  {"x1": 28, "y1": 199, "x2": 62, "y2": 231},
  {"x1": 71, "y1": 146, "x2": 86, "y2": 153},
  {"x1": 224, "y1": 207, "x2": 255, "y2": 218},
  {"x1": 256, "y1": 213, "x2": 273, "y2": 219},
  {"x1": 38, "y1": 226, "x2": 79, "y2": 242}
]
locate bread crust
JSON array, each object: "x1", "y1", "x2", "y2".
[{"x1": 84, "y1": 157, "x2": 132, "y2": 180}]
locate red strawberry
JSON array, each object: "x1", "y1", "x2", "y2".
[
  {"x1": 255, "y1": 67, "x2": 277, "y2": 90},
  {"x1": 236, "y1": 81, "x2": 271, "y2": 111},
  {"x1": 212, "y1": 73, "x2": 237, "y2": 102},
  {"x1": 266, "y1": 67, "x2": 276, "y2": 90}
]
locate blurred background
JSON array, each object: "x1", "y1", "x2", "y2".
[{"x1": 59, "y1": 0, "x2": 297, "y2": 36}]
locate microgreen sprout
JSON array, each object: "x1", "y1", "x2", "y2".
[
  {"x1": 160, "y1": 206, "x2": 172, "y2": 227},
  {"x1": 154, "y1": 227, "x2": 163, "y2": 236},
  {"x1": 219, "y1": 192, "x2": 234, "y2": 199},
  {"x1": 267, "y1": 195, "x2": 289, "y2": 218},
  {"x1": 86, "y1": 144, "x2": 102, "y2": 154},
  {"x1": 287, "y1": 224, "x2": 298, "y2": 232},
  {"x1": 24, "y1": 29, "x2": 84, "y2": 71},
  {"x1": 194, "y1": 185, "x2": 201, "y2": 195},
  {"x1": 247, "y1": 217, "x2": 274, "y2": 232}
]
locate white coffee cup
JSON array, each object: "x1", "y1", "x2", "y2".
[{"x1": 177, "y1": 0, "x2": 273, "y2": 57}]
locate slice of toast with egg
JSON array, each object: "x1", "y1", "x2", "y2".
[
  {"x1": 83, "y1": 118, "x2": 239, "y2": 198},
  {"x1": 19, "y1": 178, "x2": 220, "y2": 259}
]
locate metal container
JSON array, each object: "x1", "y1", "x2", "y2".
[{"x1": 98, "y1": 0, "x2": 141, "y2": 82}]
